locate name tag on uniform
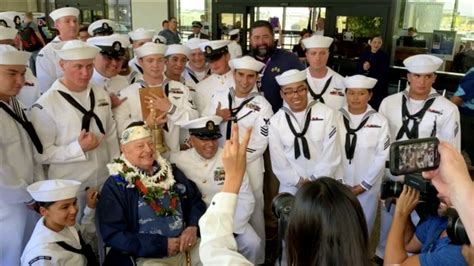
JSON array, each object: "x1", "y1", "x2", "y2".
[
  {"x1": 365, "y1": 124, "x2": 381, "y2": 128},
  {"x1": 170, "y1": 88, "x2": 183, "y2": 94},
  {"x1": 98, "y1": 99, "x2": 109, "y2": 107},
  {"x1": 214, "y1": 167, "x2": 225, "y2": 184}
]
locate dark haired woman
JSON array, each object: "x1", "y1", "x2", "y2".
[
  {"x1": 292, "y1": 29, "x2": 313, "y2": 65},
  {"x1": 356, "y1": 35, "x2": 389, "y2": 110},
  {"x1": 21, "y1": 180, "x2": 98, "y2": 266},
  {"x1": 287, "y1": 178, "x2": 371, "y2": 266}
]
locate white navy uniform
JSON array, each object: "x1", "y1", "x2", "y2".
[
  {"x1": 269, "y1": 101, "x2": 340, "y2": 195},
  {"x1": 91, "y1": 69, "x2": 129, "y2": 96},
  {"x1": 380, "y1": 88, "x2": 461, "y2": 151},
  {"x1": 35, "y1": 36, "x2": 67, "y2": 93},
  {"x1": 0, "y1": 98, "x2": 44, "y2": 266},
  {"x1": 195, "y1": 70, "x2": 235, "y2": 114},
  {"x1": 227, "y1": 41, "x2": 243, "y2": 60},
  {"x1": 376, "y1": 87, "x2": 461, "y2": 258},
  {"x1": 21, "y1": 208, "x2": 96, "y2": 266},
  {"x1": 204, "y1": 88, "x2": 272, "y2": 263},
  {"x1": 305, "y1": 67, "x2": 346, "y2": 111},
  {"x1": 17, "y1": 68, "x2": 41, "y2": 112},
  {"x1": 335, "y1": 106, "x2": 390, "y2": 233},
  {"x1": 183, "y1": 65, "x2": 210, "y2": 96},
  {"x1": 127, "y1": 57, "x2": 144, "y2": 84},
  {"x1": 114, "y1": 80, "x2": 198, "y2": 153},
  {"x1": 170, "y1": 148, "x2": 262, "y2": 264},
  {"x1": 31, "y1": 80, "x2": 120, "y2": 209}
]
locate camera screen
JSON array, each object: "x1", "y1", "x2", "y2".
[{"x1": 398, "y1": 141, "x2": 437, "y2": 172}]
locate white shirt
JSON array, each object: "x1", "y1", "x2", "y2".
[
  {"x1": 379, "y1": 88, "x2": 461, "y2": 149},
  {"x1": 199, "y1": 192, "x2": 253, "y2": 266},
  {"x1": 183, "y1": 65, "x2": 210, "y2": 94},
  {"x1": 114, "y1": 79, "x2": 198, "y2": 152},
  {"x1": 31, "y1": 80, "x2": 120, "y2": 190},
  {"x1": 0, "y1": 99, "x2": 44, "y2": 205},
  {"x1": 36, "y1": 36, "x2": 67, "y2": 93},
  {"x1": 227, "y1": 41, "x2": 243, "y2": 60},
  {"x1": 205, "y1": 89, "x2": 273, "y2": 175},
  {"x1": 91, "y1": 69, "x2": 129, "y2": 95},
  {"x1": 21, "y1": 207, "x2": 96, "y2": 266},
  {"x1": 379, "y1": 88, "x2": 461, "y2": 181},
  {"x1": 335, "y1": 106, "x2": 390, "y2": 189},
  {"x1": 195, "y1": 70, "x2": 235, "y2": 114},
  {"x1": 306, "y1": 67, "x2": 346, "y2": 111},
  {"x1": 17, "y1": 68, "x2": 41, "y2": 111},
  {"x1": 170, "y1": 148, "x2": 255, "y2": 234},
  {"x1": 269, "y1": 101, "x2": 340, "y2": 194}
]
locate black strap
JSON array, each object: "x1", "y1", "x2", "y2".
[
  {"x1": 343, "y1": 115, "x2": 370, "y2": 164},
  {"x1": 309, "y1": 76, "x2": 333, "y2": 103},
  {"x1": 0, "y1": 102, "x2": 43, "y2": 153},
  {"x1": 225, "y1": 93, "x2": 255, "y2": 139},
  {"x1": 56, "y1": 232, "x2": 99, "y2": 266},
  {"x1": 57, "y1": 90, "x2": 105, "y2": 134},
  {"x1": 396, "y1": 96, "x2": 436, "y2": 140},
  {"x1": 188, "y1": 71, "x2": 200, "y2": 84},
  {"x1": 285, "y1": 111, "x2": 312, "y2": 159}
]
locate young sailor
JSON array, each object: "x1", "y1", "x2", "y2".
[
  {"x1": 21, "y1": 180, "x2": 99, "y2": 266},
  {"x1": 269, "y1": 69, "x2": 340, "y2": 195},
  {"x1": 335, "y1": 74, "x2": 390, "y2": 233}
]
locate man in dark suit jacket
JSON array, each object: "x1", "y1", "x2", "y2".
[{"x1": 188, "y1": 21, "x2": 209, "y2": 40}]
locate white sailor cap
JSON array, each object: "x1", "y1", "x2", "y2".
[
  {"x1": 0, "y1": 26, "x2": 18, "y2": 41},
  {"x1": 185, "y1": 38, "x2": 207, "y2": 50},
  {"x1": 165, "y1": 44, "x2": 191, "y2": 58},
  {"x1": 49, "y1": 7, "x2": 79, "y2": 22},
  {"x1": 0, "y1": 12, "x2": 21, "y2": 27},
  {"x1": 275, "y1": 69, "x2": 307, "y2": 87},
  {"x1": 199, "y1": 40, "x2": 230, "y2": 60},
  {"x1": 135, "y1": 42, "x2": 167, "y2": 58},
  {"x1": 120, "y1": 123, "x2": 152, "y2": 144},
  {"x1": 27, "y1": 179, "x2": 81, "y2": 202},
  {"x1": 228, "y1": 28, "x2": 240, "y2": 36},
  {"x1": 343, "y1": 75, "x2": 377, "y2": 89},
  {"x1": 229, "y1": 56, "x2": 265, "y2": 72},
  {"x1": 403, "y1": 54, "x2": 443, "y2": 74},
  {"x1": 128, "y1": 28, "x2": 156, "y2": 41},
  {"x1": 302, "y1": 35, "x2": 333, "y2": 49},
  {"x1": 179, "y1": 116, "x2": 223, "y2": 140},
  {"x1": 56, "y1": 40, "x2": 101, "y2": 60},
  {"x1": 87, "y1": 34, "x2": 129, "y2": 58},
  {"x1": 153, "y1": 34, "x2": 167, "y2": 44},
  {"x1": 88, "y1": 19, "x2": 117, "y2": 36},
  {"x1": 0, "y1": 44, "x2": 30, "y2": 65}
]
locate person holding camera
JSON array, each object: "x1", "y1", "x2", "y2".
[
  {"x1": 423, "y1": 141, "x2": 474, "y2": 244},
  {"x1": 335, "y1": 75, "x2": 390, "y2": 234},
  {"x1": 376, "y1": 54, "x2": 461, "y2": 261},
  {"x1": 268, "y1": 69, "x2": 340, "y2": 195},
  {"x1": 385, "y1": 185, "x2": 467, "y2": 266}
]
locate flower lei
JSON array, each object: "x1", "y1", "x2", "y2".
[{"x1": 107, "y1": 155, "x2": 179, "y2": 216}]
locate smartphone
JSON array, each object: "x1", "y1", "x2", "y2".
[{"x1": 389, "y1": 137, "x2": 440, "y2": 176}]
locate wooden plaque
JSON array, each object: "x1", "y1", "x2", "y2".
[{"x1": 139, "y1": 87, "x2": 165, "y2": 120}]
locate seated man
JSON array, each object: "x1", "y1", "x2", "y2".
[
  {"x1": 170, "y1": 116, "x2": 261, "y2": 264},
  {"x1": 97, "y1": 122, "x2": 207, "y2": 266},
  {"x1": 385, "y1": 185, "x2": 467, "y2": 266}
]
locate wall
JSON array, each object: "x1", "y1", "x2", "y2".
[
  {"x1": 0, "y1": 0, "x2": 38, "y2": 12},
  {"x1": 131, "y1": 0, "x2": 168, "y2": 31}
]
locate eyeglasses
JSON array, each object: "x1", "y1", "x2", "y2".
[{"x1": 282, "y1": 87, "x2": 307, "y2": 96}]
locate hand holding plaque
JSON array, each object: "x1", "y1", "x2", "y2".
[{"x1": 139, "y1": 87, "x2": 169, "y2": 153}]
